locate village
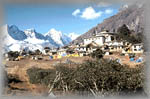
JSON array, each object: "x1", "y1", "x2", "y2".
[
  {"x1": 3, "y1": 29, "x2": 145, "y2": 96},
  {"x1": 3, "y1": 29, "x2": 144, "y2": 67},
  {"x1": 2, "y1": 2, "x2": 147, "y2": 96}
]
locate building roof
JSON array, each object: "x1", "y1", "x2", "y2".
[
  {"x1": 84, "y1": 30, "x2": 116, "y2": 39},
  {"x1": 86, "y1": 41, "x2": 100, "y2": 48},
  {"x1": 99, "y1": 30, "x2": 116, "y2": 34},
  {"x1": 84, "y1": 35, "x2": 104, "y2": 39},
  {"x1": 133, "y1": 43, "x2": 143, "y2": 46}
]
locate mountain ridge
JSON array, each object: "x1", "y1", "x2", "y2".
[
  {"x1": 2, "y1": 25, "x2": 73, "y2": 52},
  {"x1": 71, "y1": 4, "x2": 145, "y2": 45}
]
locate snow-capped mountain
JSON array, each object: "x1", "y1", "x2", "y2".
[
  {"x1": 8, "y1": 25, "x2": 27, "y2": 41},
  {"x1": 2, "y1": 25, "x2": 73, "y2": 52},
  {"x1": 45, "y1": 28, "x2": 71, "y2": 47}
]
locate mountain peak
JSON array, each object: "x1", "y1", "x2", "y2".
[
  {"x1": 45, "y1": 28, "x2": 72, "y2": 46},
  {"x1": 9, "y1": 25, "x2": 19, "y2": 31},
  {"x1": 47, "y1": 28, "x2": 62, "y2": 36},
  {"x1": 3, "y1": 25, "x2": 73, "y2": 52}
]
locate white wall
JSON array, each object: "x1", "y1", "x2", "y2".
[
  {"x1": 76, "y1": 47, "x2": 86, "y2": 52},
  {"x1": 131, "y1": 45, "x2": 143, "y2": 53},
  {"x1": 84, "y1": 36, "x2": 105, "y2": 46},
  {"x1": 105, "y1": 35, "x2": 113, "y2": 42}
]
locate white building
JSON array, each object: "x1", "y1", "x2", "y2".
[
  {"x1": 84, "y1": 36, "x2": 105, "y2": 46},
  {"x1": 83, "y1": 30, "x2": 117, "y2": 46},
  {"x1": 100, "y1": 31, "x2": 116, "y2": 43},
  {"x1": 80, "y1": 30, "x2": 144, "y2": 54},
  {"x1": 131, "y1": 43, "x2": 143, "y2": 53}
]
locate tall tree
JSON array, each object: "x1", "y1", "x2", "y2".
[{"x1": 117, "y1": 24, "x2": 131, "y2": 36}]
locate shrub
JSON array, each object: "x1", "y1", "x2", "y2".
[
  {"x1": 27, "y1": 59, "x2": 145, "y2": 96},
  {"x1": 27, "y1": 67, "x2": 55, "y2": 85},
  {"x1": 7, "y1": 51, "x2": 19, "y2": 58},
  {"x1": 35, "y1": 49, "x2": 41, "y2": 55},
  {"x1": 90, "y1": 49, "x2": 105, "y2": 59},
  {"x1": 117, "y1": 24, "x2": 144, "y2": 44},
  {"x1": 73, "y1": 59, "x2": 145, "y2": 95}
]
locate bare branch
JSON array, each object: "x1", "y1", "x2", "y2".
[
  {"x1": 48, "y1": 71, "x2": 61, "y2": 95},
  {"x1": 74, "y1": 79, "x2": 84, "y2": 87}
]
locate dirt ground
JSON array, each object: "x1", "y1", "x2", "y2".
[
  {"x1": 3, "y1": 54, "x2": 144, "y2": 96},
  {"x1": 3, "y1": 56, "x2": 91, "y2": 96},
  {"x1": 103, "y1": 53, "x2": 145, "y2": 68}
]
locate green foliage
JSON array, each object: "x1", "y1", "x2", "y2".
[
  {"x1": 90, "y1": 49, "x2": 105, "y2": 59},
  {"x1": 35, "y1": 49, "x2": 41, "y2": 55},
  {"x1": 117, "y1": 24, "x2": 143, "y2": 44},
  {"x1": 117, "y1": 24, "x2": 131, "y2": 36},
  {"x1": 54, "y1": 65, "x2": 75, "y2": 91},
  {"x1": 27, "y1": 67, "x2": 55, "y2": 85},
  {"x1": 7, "y1": 51, "x2": 19, "y2": 58},
  {"x1": 27, "y1": 59, "x2": 145, "y2": 96},
  {"x1": 73, "y1": 59, "x2": 145, "y2": 94},
  {"x1": 128, "y1": 33, "x2": 143, "y2": 44}
]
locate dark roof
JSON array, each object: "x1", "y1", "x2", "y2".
[{"x1": 133, "y1": 43, "x2": 143, "y2": 46}]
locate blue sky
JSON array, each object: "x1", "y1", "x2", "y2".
[{"x1": 4, "y1": 4, "x2": 120, "y2": 35}]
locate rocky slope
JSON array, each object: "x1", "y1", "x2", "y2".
[{"x1": 71, "y1": 4, "x2": 145, "y2": 45}]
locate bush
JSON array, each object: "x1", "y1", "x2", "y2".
[
  {"x1": 7, "y1": 51, "x2": 19, "y2": 58},
  {"x1": 27, "y1": 67, "x2": 55, "y2": 85},
  {"x1": 35, "y1": 49, "x2": 41, "y2": 55},
  {"x1": 73, "y1": 59, "x2": 145, "y2": 95},
  {"x1": 117, "y1": 24, "x2": 144, "y2": 44},
  {"x1": 27, "y1": 59, "x2": 145, "y2": 96},
  {"x1": 90, "y1": 49, "x2": 105, "y2": 59}
]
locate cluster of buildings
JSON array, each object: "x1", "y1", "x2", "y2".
[
  {"x1": 43, "y1": 30, "x2": 144, "y2": 57},
  {"x1": 4, "y1": 30, "x2": 144, "y2": 61}
]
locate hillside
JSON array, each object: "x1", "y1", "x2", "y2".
[{"x1": 71, "y1": 4, "x2": 145, "y2": 45}]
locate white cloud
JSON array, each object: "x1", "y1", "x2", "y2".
[
  {"x1": 105, "y1": 9, "x2": 113, "y2": 14},
  {"x1": 68, "y1": 32, "x2": 80, "y2": 40},
  {"x1": 72, "y1": 9, "x2": 80, "y2": 16},
  {"x1": 80, "y1": 6, "x2": 102, "y2": 20}
]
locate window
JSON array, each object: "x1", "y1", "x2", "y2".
[{"x1": 111, "y1": 36, "x2": 114, "y2": 41}]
